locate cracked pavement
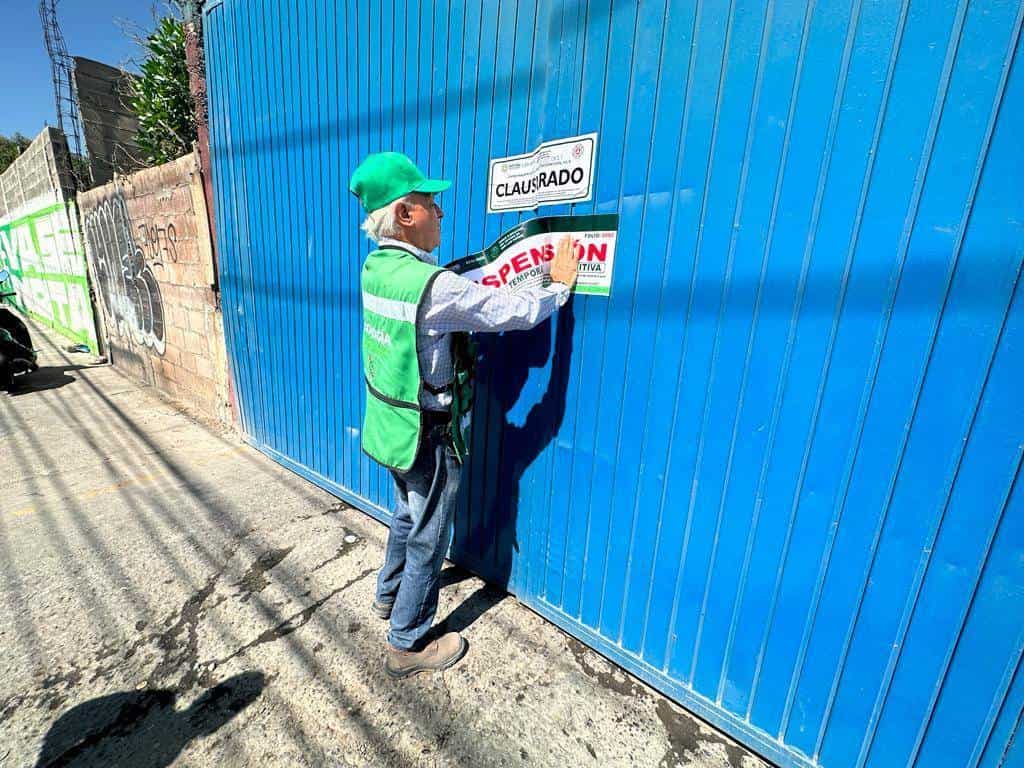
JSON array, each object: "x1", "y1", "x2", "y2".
[{"x1": 0, "y1": 321, "x2": 770, "y2": 768}]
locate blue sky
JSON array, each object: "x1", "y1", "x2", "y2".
[{"x1": 0, "y1": 0, "x2": 167, "y2": 138}]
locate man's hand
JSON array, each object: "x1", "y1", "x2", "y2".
[{"x1": 550, "y1": 235, "x2": 579, "y2": 288}]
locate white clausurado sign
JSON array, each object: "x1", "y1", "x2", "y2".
[{"x1": 486, "y1": 133, "x2": 597, "y2": 213}]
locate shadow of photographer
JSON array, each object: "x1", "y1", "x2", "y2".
[{"x1": 34, "y1": 672, "x2": 265, "y2": 768}]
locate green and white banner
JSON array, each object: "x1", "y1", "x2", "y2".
[{"x1": 448, "y1": 214, "x2": 619, "y2": 297}]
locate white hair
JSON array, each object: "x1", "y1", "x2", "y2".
[{"x1": 360, "y1": 194, "x2": 415, "y2": 242}]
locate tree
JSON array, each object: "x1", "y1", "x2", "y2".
[
  {"x1": 0, "y1": 133, "x2": 33, "y2": 175},
  {"x1": 129, "y1": 15, "x2": 197, "y2": 165}
]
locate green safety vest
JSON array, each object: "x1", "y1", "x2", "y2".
[{"x1": 361, "y1": 246, "x2": 475, "y2": 471}]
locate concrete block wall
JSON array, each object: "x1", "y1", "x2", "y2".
[
  {"x1": 73, "y1": 57, "x2": 146, "y2": 185},
  {"x1": 0, "y1": 127, "x2": 72, "y2": 217},
  {"x1": 0, "y1": 127, "x2": 100, "y2": 352},
  {"x1": 78, "y1": 151, "x2": 231, "y2": 424}
]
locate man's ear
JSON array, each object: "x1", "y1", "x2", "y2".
[{"x1": 394, "y1": 200, "x2": 413, "y2": 226}]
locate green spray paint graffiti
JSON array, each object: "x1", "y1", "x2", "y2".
[{"x1": 0, "y1": 195, "x2": 100, "y2": 353}]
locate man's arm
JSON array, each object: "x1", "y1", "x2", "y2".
[
  {"x1": 420, "y1": 235, "x2": 580, "y2": 335},
  {"x1": 421, "y1": 273, "x2": 570, "y2": 334}
]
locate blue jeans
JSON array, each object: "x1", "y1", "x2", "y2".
[{"x1": 375, "y1": 422, "x2": 462, "y2": 651}]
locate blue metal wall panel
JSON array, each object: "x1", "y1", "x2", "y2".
[{"x1": 203, "y1": 2, "x2": 1024, "y2": 766}]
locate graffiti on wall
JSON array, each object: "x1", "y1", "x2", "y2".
[
  {"x1": 82, "y1": 193, "x2": 166, "y2": 354},
  {"x1": 137, "y1": 221, "x2": 179, "y2": 265},
  {"x1": 0, "y1": 197, "x2": 99, "y2": 352}
]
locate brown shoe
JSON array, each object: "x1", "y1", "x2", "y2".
[{"x1": 385, "y1": 632, "x2": 468, "y2": 678}]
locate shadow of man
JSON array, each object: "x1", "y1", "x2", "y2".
[
  {"x1": 34, "y1": 672, "x2": 265, "y2": 768},
  {"x1": 441, "y1": 302, "x2": 576, "y2": 633}
]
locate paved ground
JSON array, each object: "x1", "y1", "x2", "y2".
[{"x1": 0, "y1": 319, "x2": 771, "y2": 768}]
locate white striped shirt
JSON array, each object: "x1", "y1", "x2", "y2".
[{"x1": 377, "y1": 238, "x2": 570, "y2": 411}]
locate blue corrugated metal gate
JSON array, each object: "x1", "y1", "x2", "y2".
[{"x1": 203, "y1": 1, "x2": 1024, "y2": 765}]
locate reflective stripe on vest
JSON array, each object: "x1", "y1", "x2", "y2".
[{"x1": 362, "y1": 292, "x2": 418, "y2": 323}]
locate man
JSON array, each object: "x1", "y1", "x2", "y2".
[{"x1": 349, "y1": 152, "x2": 578, "y2": 678}]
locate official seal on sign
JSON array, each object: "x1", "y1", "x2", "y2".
[{"x1": 572, "y1": 143, "x2": 584, "y2": 159}]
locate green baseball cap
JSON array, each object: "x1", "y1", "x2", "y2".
[{"x1": 349, "y1": 152, "x2": 451, "y2": 213}]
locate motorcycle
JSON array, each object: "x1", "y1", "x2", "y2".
[{"x1": 0, "y1": 268, "x2": 39, "y2": 391}]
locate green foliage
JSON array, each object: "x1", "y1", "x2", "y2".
[
  {"x1": 130, "y1": 16, "x2": 196, "y2": 165},
  {"x1": 0, "y1": 133, "x2": 32, "y2": 175},
  {"x1": 70, "y1": 154, "x2": 92, "y2": 185}
]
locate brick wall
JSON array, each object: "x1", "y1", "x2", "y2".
[{"x1": 78, "y1": 151, "x2": 231, "y2": 424}]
